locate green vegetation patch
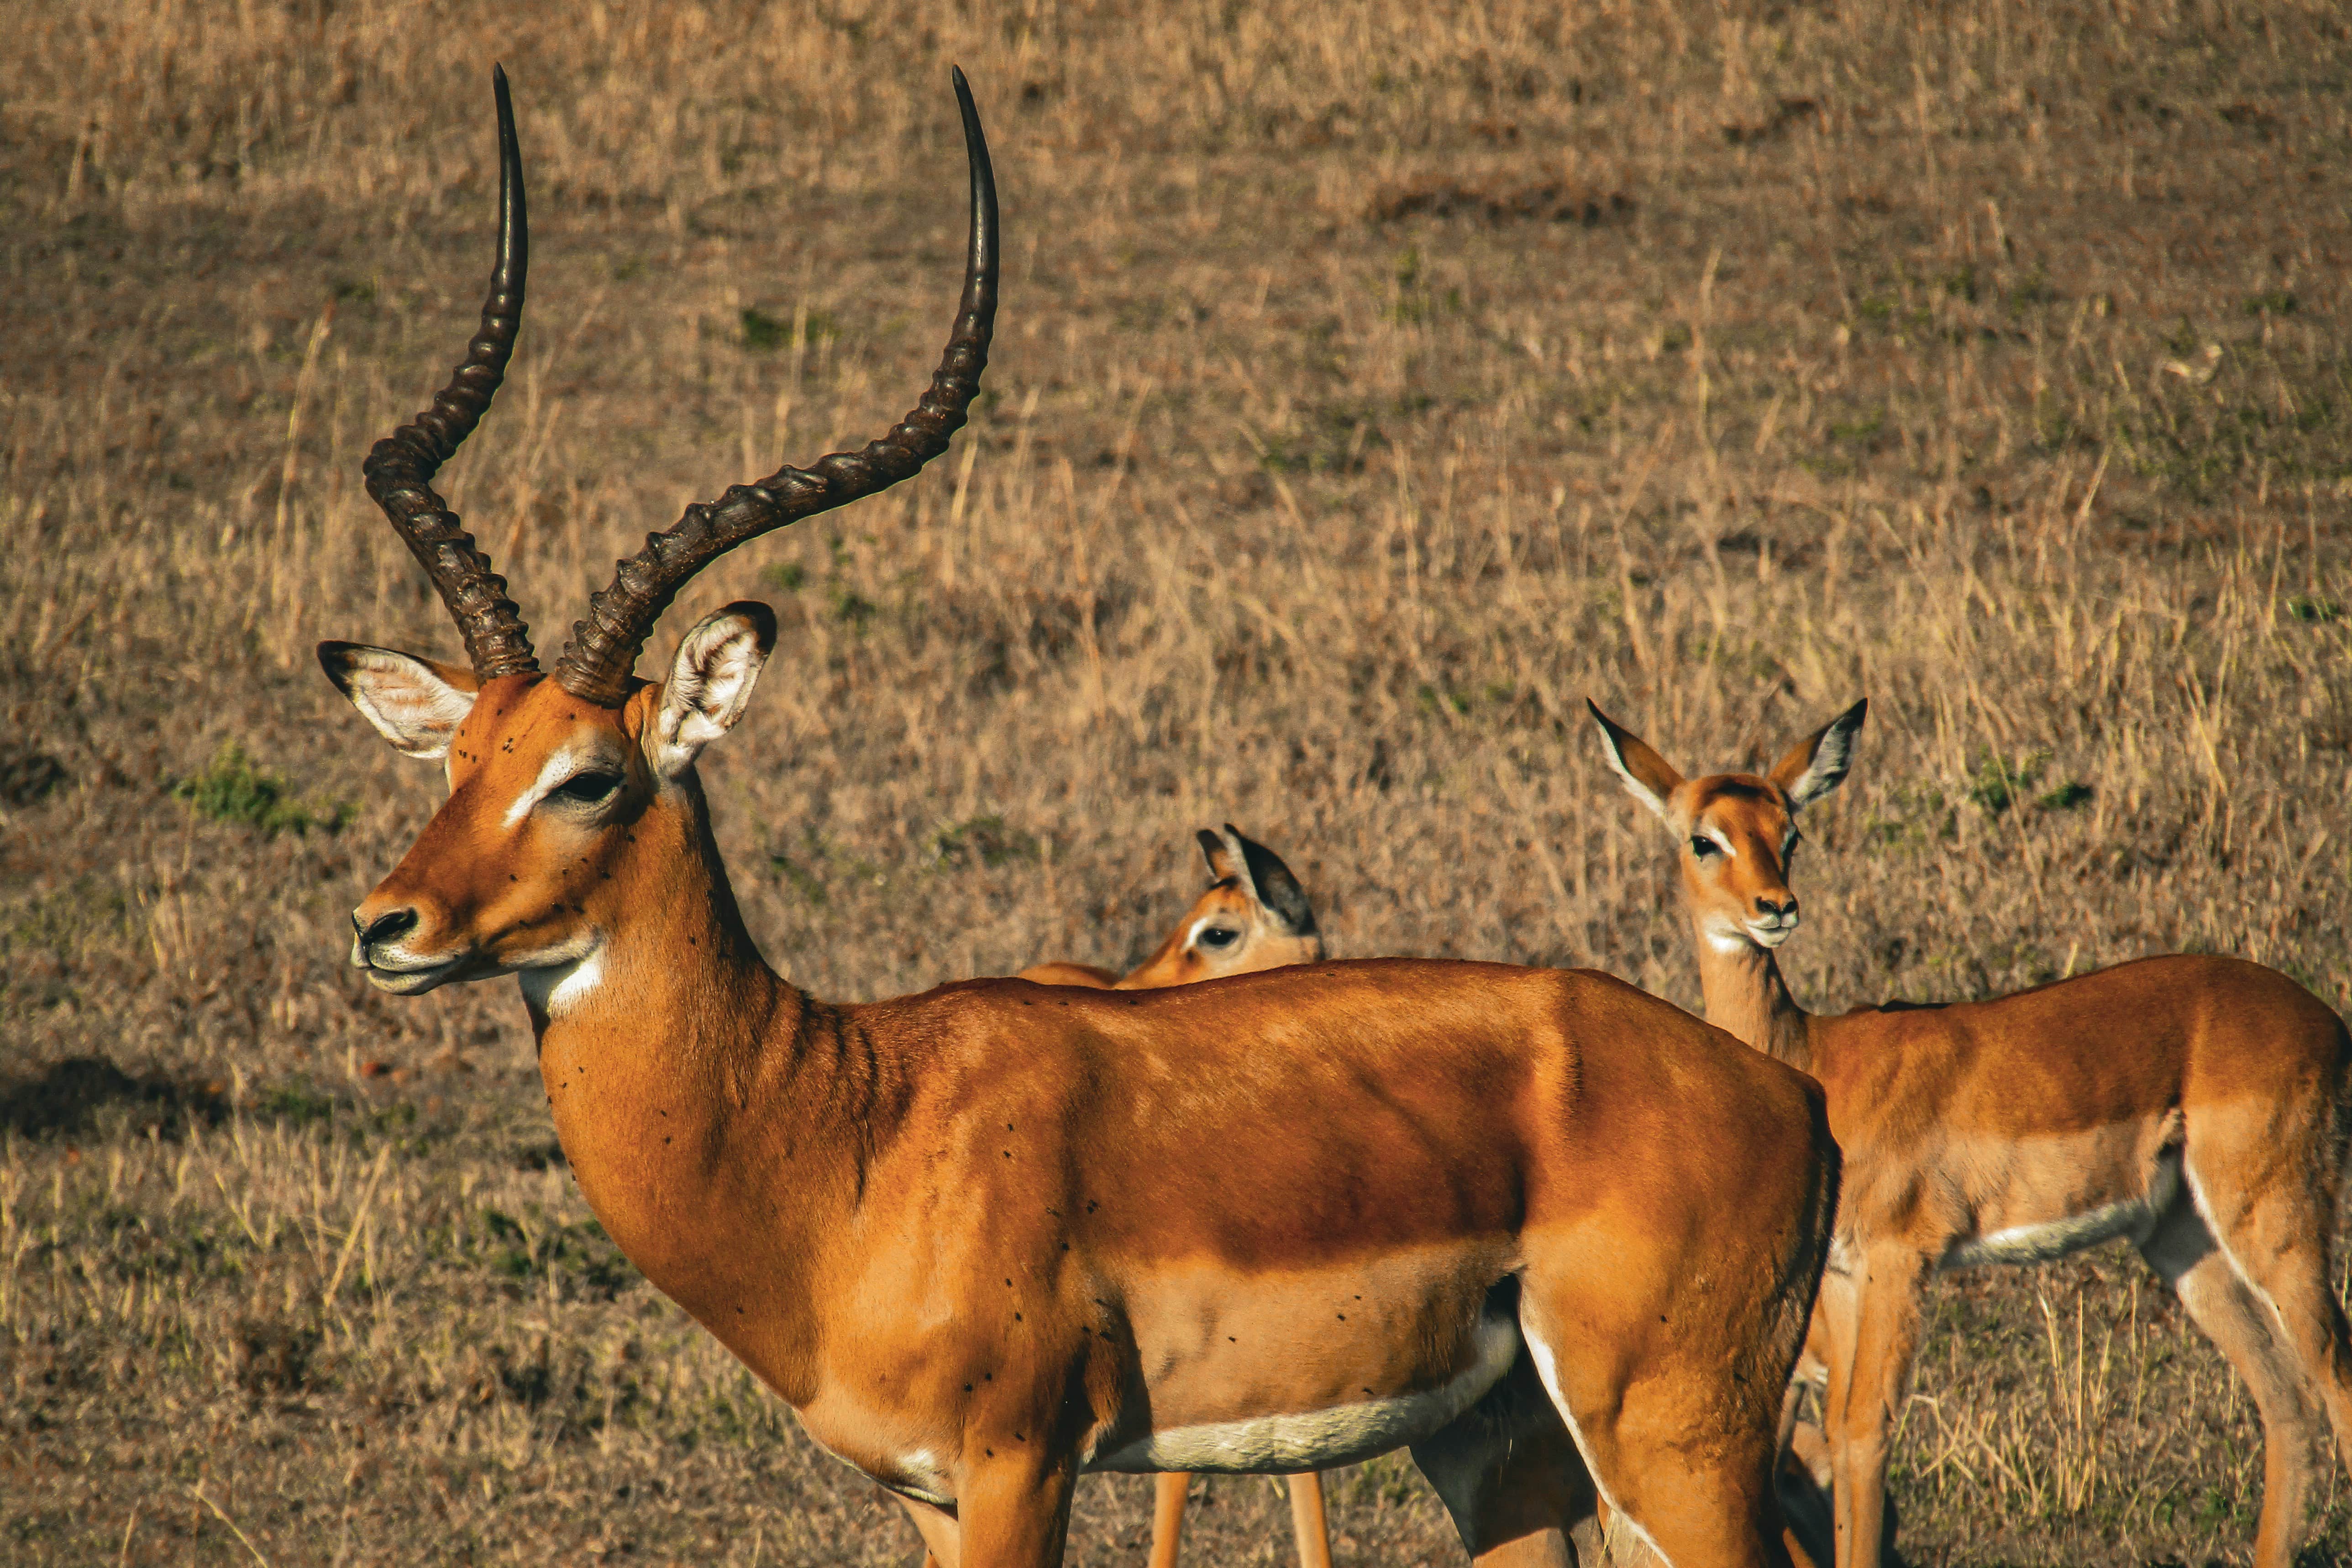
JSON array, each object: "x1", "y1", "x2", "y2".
[{"x1": 171, "y1": 743, "x2": 352, "y2": 835}]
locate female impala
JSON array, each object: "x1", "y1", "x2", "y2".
[
  {"x1": 321, "y1": 68, "x2": 1843, "y2": 1568},
  {"x1": 1018, "y1": 825, "x2": 1323, "y2": 993},
  {"x1": 1588, "y1": 698, "x2": 2352, "y2": 1568},
  {"x1": 1023, "y1": 828, "x2": 1858, "y2": 1568},
  {"x1": 1020, "y1": 824, "x2": 1330, "y2": 1568}
]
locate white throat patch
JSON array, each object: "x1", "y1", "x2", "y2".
[{"x1": 519, "y1": 948, "x2": 606, "y2": 1019}]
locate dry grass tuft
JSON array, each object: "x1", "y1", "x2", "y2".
[{"x1": 4, "y1": 0, "x2": 2351, "y2": 1562}]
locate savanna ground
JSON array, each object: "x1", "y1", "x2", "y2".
[{"x1": 3, "y1": 0, "x2": 2351, "y2": 1563}]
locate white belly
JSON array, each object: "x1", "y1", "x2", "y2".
[
  {"x1": 1939, "y1": 1148, "x2": 2182, "y2": 1270},
  {"x1": 1087, "y1": 1308, "x2": 1519, "y2": 1474}
]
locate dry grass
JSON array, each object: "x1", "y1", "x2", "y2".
[{"x1": 3, "y1": 0, "x2": 2351, "y2": 1562}]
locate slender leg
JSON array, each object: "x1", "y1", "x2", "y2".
[
  {"x1": 1517, "y1": 1304, "x2": 1794, "y2": 1568},
  {"x1": 1147, "y1": 1473, "x2": 1189, "y2": 1568},
  {"x1": 2182, "y1": 1081, "x2": 2352, "y2": 1502},
  {"x1": 1286, "y1": 1474, "x2": 1333, "y2": 1568},
  {"x1": 2144, "y1": 1195, "x2": 2325, "y2": 1568},
  {"x1": 1819, "y1": 1249, "x2": 1928, "y2": 1568}
]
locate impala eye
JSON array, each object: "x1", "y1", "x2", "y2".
[
  {"x1": 552, "y1": 771, "x2": 625, "y2": 804},
  {"x1": 1689, "y1": 836, "x2": 1720, "y2": 859},
  {"x1": 1197, "y1": 927, "x2": 1241, "y2": 950}
]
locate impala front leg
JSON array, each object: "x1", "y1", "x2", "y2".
[
  {"x1": 955, "y1": 1452, "x2": 1079, "y2": 1568},
  {"x1": 1286, "y1": 1474, "x2": 1333, "y2": 1568},
  {"x1": 1822, "y1": 1248, "x2": 1927, "y2": 1568},
  {"x1": 900, "y1": 1495, "x2": 961, "y2": 1568}
]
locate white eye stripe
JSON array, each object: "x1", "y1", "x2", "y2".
[
  {"x1": 503, "y1": 747, "x2": 610, "y2": 829},
  {"x1": 1187, "y1": 915, "x2": 1244, "y2": 950}
]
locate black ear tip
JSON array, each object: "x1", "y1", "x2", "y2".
[
  {"x1": 1230, "y1": 829, "x2": 1318, "y2": 935},
  {"x1": 1195, "y1": 828, "x2": 1225, "y2": 868},
  {"x1": 315, "y1": 641, "x2": 361, "y2": 694},
  {"x1": 719, "y1": 599, "x2": 780, "y2": 653}
]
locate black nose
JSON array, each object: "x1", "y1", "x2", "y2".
[
  {"x1": 355, "y1": 908, "x2": 419, "y2": 947},
  {"x1": 1755, "y1": 896, "x2": 1796, "y2": 919}
]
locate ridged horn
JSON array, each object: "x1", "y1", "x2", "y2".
[
  {"x1": 551, "y1": 66, "x2": 998, "y2": 706},
  {"x1": 359, "y1": 64, "x2": 538, "y2": 681}
]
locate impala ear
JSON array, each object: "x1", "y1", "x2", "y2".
[
  {"x1": 1586, "y1": 699, "x2": 1683, "y2": 822},
  {"x1": 318, "y1": 642, "x2": 479, "y2": 760},
  {"x1": 1197, "y1": 827, "x2": 1242, "y2": 883},
  {"x1": 1770, "y1": 699, "x2": 1868, "y2": 810},
  {"x1": 649, "y1": 602, "x2": 778, "y2": 779},
  {"x1": 1226, "y1": 824, "x2": 1318, "y2": 937}
]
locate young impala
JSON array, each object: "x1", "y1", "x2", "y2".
[
  {"x1": 321, "y1": 68, "x2": 1844, "y2": 1568},
  {"x1": 1588, "y1": 698, "x2": 2352, "y2": 1568},
  {"x1": 1019, "y1": 824, "x2": 1330, "y2": 1568}
]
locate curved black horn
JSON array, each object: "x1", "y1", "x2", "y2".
[
  {"x1": 359, "y1": 65, "x2": 538, "y2": 681},
  {"x1": 552, "y1": 67, "x2": 999, "y2": 706}
]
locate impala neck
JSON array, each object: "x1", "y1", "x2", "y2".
[
  {"x1": 1692, "y1": 925, "x2": 1815, "y2": 1073},
  {"x1": 522, "y1": 770, "x2": 866, "y2": 1400}
]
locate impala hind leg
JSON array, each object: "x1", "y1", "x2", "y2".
[
  {"x1": 1514, "y1": 1306, "x2": 1796, "y2": 1568},
  {"x1": 2159, "y1": 1160, "x2": 2349, "y2": 1568},
  {"x1": 2143, "y1": 1216, "x2": 2318, "y2": 1568}
]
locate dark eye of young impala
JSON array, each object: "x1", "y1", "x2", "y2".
[
  {"x1": 1198, "y1": 927, "x2": 1241, "y2": 949},
  {"x1": 1689, "y1": 836, "x2": 1720, "y2": 859},
  {"x1": 551, "y1": 770, "x2": 625, "y2": 805}
]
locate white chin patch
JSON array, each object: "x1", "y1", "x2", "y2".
[{"x1": 1746, "y1": 923, "x2": 1795, "y2": 949}]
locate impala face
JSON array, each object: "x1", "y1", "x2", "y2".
[
  {"x1": 1586, "y1": 697, "x2": 1867, "y2": 955},
  {"x1": 1122, "y1": 825, "x2": 1323, "y2": 987},
  {"x1": 325, "y1": 607, "x2": 777, "y2": 1009},
  {"x1": 311, "y1": 64, "x2": 992, "y2": 1005}
]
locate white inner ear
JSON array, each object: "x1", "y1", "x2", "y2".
[
  {"x1": 1786, "y1": 721, "x2": 1860, "y2": 810},
  {"x1": 1217, "y1": 830, "x2": 1258, "y2": 902},
  {"x1": 1597, "y1": 734, "x2": 1672, "y2": 822},
  {"x1": 333, "y1": 647, "x2": 477, "y2": 760},
  {"x1": 651, "y1": 613, "x2": 771, "y2": 778}
]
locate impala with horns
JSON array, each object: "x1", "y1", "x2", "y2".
[
  {"x1": 320, "y1": 68, "x2": 1842, "y2": 1568},
  {"x1": 1589, "y1": 698, "x2": 2352, "y2": 1568},
  {"x1": 1018, "y1": 823, "x2": 1329, "y2": 1568}
]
